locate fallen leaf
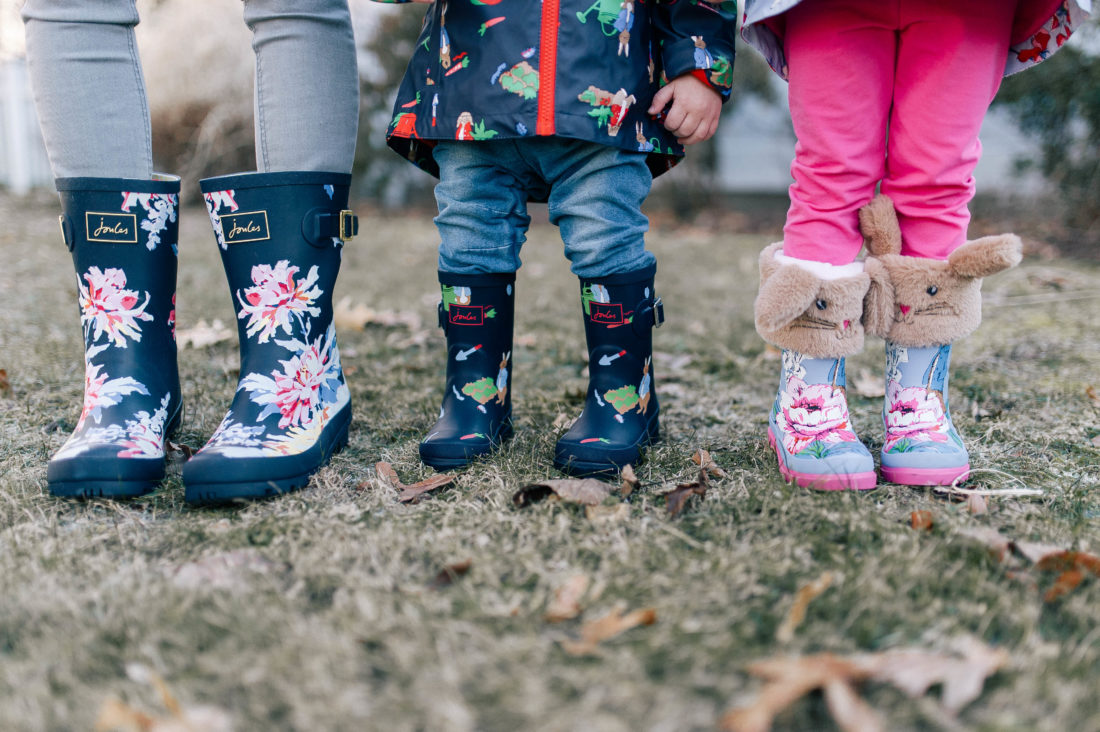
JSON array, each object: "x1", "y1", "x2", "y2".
[
  {"x1": 775, "y1": 572, "x2": 834, "y2": 643},
  {"x1": 910, "y1": 511, "x2": 934, "y2": 531},
  {"x1": 513, "y1": 478, "x2": 612, "y2": 508},
  {"x1": 966, "y1": 493, "x2": 988, "y2": 516},
  {"x1": 1087, "y1": 385, "x2": 1100, "y2": 408},
  {"x1": 585, "y1": 503, "x2": 631, "y2": 525},
  {"x1": 96, "y1": 665, "x2": 233, "y2": 732},
  {"x1": 0, "y1": 368, "x2": 11, "y2": 397},
  {"x1": 1043, "y1": 568, "x2": 1085, "y2": 603},
  {"x1": 171, "y1": 549, "x2": 281, "y2": 591},
  {"x1": 956, "y1": 526, "x2": 1011, "y2": 562},
  {"x1": 545, "y1": 574, "x2": 589, "y2": 623},
  {"x1": 168, "y1": 441, "x2": 195, "y2": 460},
  {"x1": 1036, "y1": 551, "x2": 1100, "y2": 602},
  {"x1": 559, "y1": 606, "x2": 657, "y2": 656},
  {"x1": 619, "y1": 464, "x2": 640, "y2": 497},
  {"x1": 721, "y1": 639, "x2": 1007, "y2": 731},
  {"x1": 370, "y1": 461, "x2": 456, "y2": 504},
  {"x1": 692, "y1": 449, "x2": 728, "y2": 479},
  {"x1": 851, "y1": 369, "x2": 885, "y2": 398},
  {"x1": 176, "y1": 319, "x2": 234, "y2": 349},
  {"x1": 1092, "y1": 435, "x2": 1100, "y2": 448},
  {"x1": 552, "y1": 412, "x2": 575, "y2": 430},
  {"x1": 662, "y1": 469, "x2": 708, "y2": 518},
  {"x1": 334, "y1": 297, "x2": 421, "y2": 331},
  {"x1": 428, "y1": 559, "x2": 472, "y2": 590}
]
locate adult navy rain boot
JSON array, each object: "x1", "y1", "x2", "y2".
[
  {"x1": 182, "y1": 171, "x2": 357, "y2": 504},
  {"x1": 419, "y1": 272, "x2": 515, "y2": 469},
  {"x1": 48, "y1": 176, "x2": 182, "y2": 498},
  {"x1": 553, "y1": 265, "x2": 663, "y2": 475}
]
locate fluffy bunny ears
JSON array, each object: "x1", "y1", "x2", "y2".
[{"x1": 860, "y1": 194, "x2": 1022, "y2": 347}]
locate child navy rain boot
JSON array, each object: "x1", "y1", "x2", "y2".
[
  {"x1": 182, "y1": 171, "x2": 358, "y2": 504},
  {"x1": 754, "y1": 242, "x2": 877, "y2": 491},
  {"x1": 48, "y1": 176, "x2": 182, "y2": 498},
  {"x1": 419, "y1": 272, "x2": 515, "y2": 469},
  {"x1": 553, "y1": 265, "x2": 663, "y2": 476},
  {"x1": 860, "y1": 194, "x2": 1021, "y2": 486}
]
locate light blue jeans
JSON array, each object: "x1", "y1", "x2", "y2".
[
  {"x1": 432, "y1": 139, "x2": 656, "y2": 279},
  {"x1": 21, "y1": 0, "x2": 359, "y2": 179}
]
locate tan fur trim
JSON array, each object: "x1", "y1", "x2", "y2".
[
  {"x1": 858, "y1": 198, "x2": 1023, "y2": 347},
  {"x1": 754, "y1": 242, "x2": 870, "y2": 358},
  {"x1": 859, "y1": 194, "x2": 902, "y2": 256}
]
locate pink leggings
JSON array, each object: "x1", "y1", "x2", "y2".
[{"x1": 782, "y1": 0, "x2": 1017, "y2": 263}]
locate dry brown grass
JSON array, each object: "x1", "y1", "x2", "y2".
[{"x1": 1, "y1": 193, "x2": 1099, "y2": 731}]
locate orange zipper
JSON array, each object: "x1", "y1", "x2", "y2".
[{"x1": 537, "y1": 0, "x2": 559, "y2": 136}]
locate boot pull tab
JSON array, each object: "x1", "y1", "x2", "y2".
[
  {"x1": 632, "y1": 294, "x2": 664, "y2": 337},
  {"x1": 302, "y1": 208, "x2": 358, "y2": 248},
  {"x1": 58, "y1": 214, "x2": 75, "y2": 252},
  {"x1": 437, "y1": 300, "x2": 449, "y2": 334}
]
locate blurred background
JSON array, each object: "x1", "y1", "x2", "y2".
[{"x1": 1, "y1": 0, "x2": 1097, "y2": 258}]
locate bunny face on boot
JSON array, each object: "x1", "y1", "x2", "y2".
[
  {"x1": 859, "y1": 195, "x2": 1022, "y2": 347},
  {"x1": 754, "y1": 242, "x2": 871, "y2": 359}
]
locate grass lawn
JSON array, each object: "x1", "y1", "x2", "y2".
[{"x1": 1, "y1": 192, "x2": 1098, "y2": 731}]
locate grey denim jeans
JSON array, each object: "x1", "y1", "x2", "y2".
[{"x1": 22, "y1": 0, "x2": 359, "y2": 179}]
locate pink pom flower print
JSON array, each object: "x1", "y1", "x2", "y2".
[
  {"x1": 883, "y1": 383, "x2": 951, "y2": 453},
  {"x1": 77, "y1": 360, "x2": 148, "y2": 429},
  {"x1": 79, "y1": 267, "x2": 153, "y2": 348},
  {"x1": 776, "y1": 378, "x2": 857, "y2": 455},
  {"x1": 236, "y1": 261, "x2": 322, "y2": 343},
  {"x1": 238, "y1": 326, "x2": 341, "y2": 430}
]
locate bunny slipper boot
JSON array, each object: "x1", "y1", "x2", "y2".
[
  {"x1": 182, "y1": 172, "x2": 358, "y2": 504},
  {"x1": 419, "y1": 272, "x2": 515, "y2": 470},
  {"x1": 861, "y1": 194, "x2": 1021, "y2": 486},
  {"x1": 755, "y1": 243, "x2": 878, "y2": 491},
  {"x1": 48, "y1": 175, "x2": 182, "y2": 498},
  {"x1": 554, "y1": 265, "x2": 664, "y2": 476}
]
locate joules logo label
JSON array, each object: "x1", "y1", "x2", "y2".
[
  {"x1": 86, "y1": 213, "x2": 137, "y2": 244},
  {"x1": 220, "y1": 211, "x2": 270, "y2": 244},
  {"x1": 590, "y1": 303, "x2": 624, "y2": 325},
  {"x1": 449, "y1": 304, "x2": 484, "y2": 326}
]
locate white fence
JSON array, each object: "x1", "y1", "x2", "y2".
[{"x1": 0, "y1": 57, "x2": 51, "y2": 194}]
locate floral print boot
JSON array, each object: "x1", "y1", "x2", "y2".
[
  {"x1": 48, "y1": 176, "x2": 182, "y2": 497},
  {"x1": 419, "y1": 272, "x2": 515, "y2": 469},
  {"x1": 769, "y1": 351, "x2": 876, "y2": 491},
  {"x1": 879, "y1": 343, "x2": 969, "y2": 485},
  {"x1": 553, "y1": 265, "x2": 663, "y2": 475},
  {"x1": 182, "y1": 172, "x2": 357, "y2": 504}
]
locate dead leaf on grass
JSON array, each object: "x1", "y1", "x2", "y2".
[
  {"x1": 559, "y1": 606, "x2": 657, "y2": 656},
  {"x1": 96, "y1": 664, "x2": 233, "y2": 732},
  {"x1": 692, "y1": 448, "x2": 728, "y2": 478},
  {"x1": 1087, "y1": 385, "x2": 1100, "y2": 408},
  {"x1": 662, "y1": 469, "x2": 708, "y2": 518},
  {"x1": 168, "y1": 441, "x2": 195, "y2": 460},
  {"x1": 428, "y1": 559, "x2": 472, "y2": 590},
  {"x1": 369, "y1": 461, "x2": 456, "y2": 503},
  {"x1": 775, "y1": 572, "x2": 834, "y2": 643},
  {"x1": 721, "y1": 639, "x2": 1007, "y2": 732},
  {"x1": 513, "y1": 478, "x2": 612, "y2": 508},
  {"x1": 619, "y1": 464, "x2": 640, "y2": 497},
  {"x1": 0, "y1": 368, "x2": 11, "y2": 397},
  {"x1": 545, "y1": 574, "x2": 589, "y2": 623},
  {"x1": 966, "y1": 493, "x2": 988, "y2": 516},
  {"x1": 1036, "y1": 551, "x2": 1100, "y2": 602},
  {"x1": 175, "y1": 319, "x2": 234, "y2": 349},
  {"x1": 585, "y1": 503, "x2": 631, "y2": 525},
  {"x1": 1091, "y1": 434, "x2": 1100, "y2": 448},
  {"x1": 333, "y1": 297, "x2": 421, "y2": 331},
  {"x1": 909, "y1": 510, "x2": 934, "y2": 531}
]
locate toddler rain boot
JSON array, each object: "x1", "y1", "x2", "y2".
[
  {"x1": 754, "y1": 242, "x2": 877, "y2": 491},
  {"x1": 860, "y1": 194, "x2": 1021, "y2": 486},
  {"x1": 48, "y1": 176, "x2": 182, "y2": 497},
  {"x1": 553, "y1": 265, "x2": 663, "y2": 476},
  {"x1": 182, "y1": 172, "x2": 357, "y2": 504},
  {"x1": 419, "y1": 272, "x2": 515, "y2": 469}
]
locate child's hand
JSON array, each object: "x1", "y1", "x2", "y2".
[{"x1": 647, "y1": 73, "x2": 722, "y2": 146}]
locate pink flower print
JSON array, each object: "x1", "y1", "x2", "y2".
[
  {"x1": 239, "y1": 331, "x2": 340, "y2": 430},
  {"x1": 117, "y1": 393, "x2": 170, "y2": 458},
  {"x1": 777, "y1": 378, "x2": 857, "y2": 455},
  {"x1": 236, "y1": 261, "x2": 322, "y2": 343},
  {"x1": 884, "y1": 384, "x2": 950, "y2": 452},
  {"x1": 78, "y1": 361, "x2": 148, "y2": 429},
  {"x1": 169, "y1": 293, "x2": 177, "y2": 339},
  {"x1": 79, "y1": 267, "x2": 153, "y2": 348}
]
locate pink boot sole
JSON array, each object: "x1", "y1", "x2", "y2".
[
  {"x1": 880, "y1": 464, "x2": 969, "y2": 486},
  {"x1": 768, "y1": 429, "x2": 878, "y2": 492}
]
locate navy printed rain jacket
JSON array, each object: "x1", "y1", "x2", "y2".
[{"x1": 376, "y1": 0, "x2": 737, "y2": 181}]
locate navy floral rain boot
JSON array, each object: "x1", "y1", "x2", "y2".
[
  {"x1": 419, "y1": 272, "x2": 515, "y2": 469},
  {"x1": 553, "y1": 265, "x2": 663, "y2": 476},
  {"x1": 182, "y1": 172, "x2": 358, "y2": 504},
  {"x1": 48, "y1": 176, "x2": 182, "y2": 497}
]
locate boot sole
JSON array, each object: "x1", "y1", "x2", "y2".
[
  {"x1": 768, "y1": 426, "x2": 877, "y2": 491},
  {"x1": 183, "y1": 409, "x2": 351, "y2": 506},
  {"x1": 880, "y1": 464, "x2": 970, "y2": 486}
]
